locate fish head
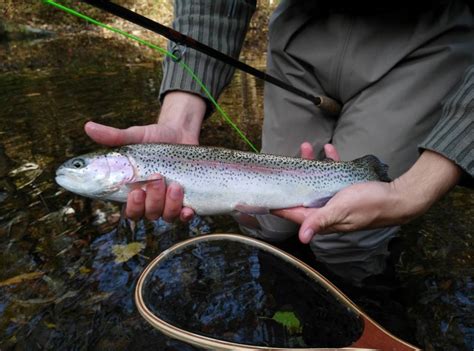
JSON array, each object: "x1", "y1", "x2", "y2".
[{"x1": 55, "y1": 151, "x2": 135, "y2": 199}]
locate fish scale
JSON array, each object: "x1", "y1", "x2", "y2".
[{"x1": 56, "y1": 143, "x2": 390, "y2": 215}]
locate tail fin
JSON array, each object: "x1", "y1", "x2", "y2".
[{"x1": 354, "y1": 155, "x2": 391, "y2": 182}]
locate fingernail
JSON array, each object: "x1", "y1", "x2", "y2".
[
  {"x1": 169, "y1": 185, "x2": 182, "y2": 200},
  {"x1": 86, "y1": 121, "x2": 98, "y2": 130},
  {"x1": 148, "y1": 174, "x2": 162, "y2": 188},
  {"x1": 303, "y1": 228, "x2": 314, "y2": 242}
]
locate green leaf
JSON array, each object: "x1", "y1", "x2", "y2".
[
  {"x1": 112, "y1": 242, "x2": 145, "y2": 263},
  {"x1": 272, "y1": 311, "x2": 302, "y2": 335}
]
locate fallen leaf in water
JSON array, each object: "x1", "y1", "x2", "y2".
[
  {"x1": 55, "y1": 290, "x2": 79, "y2": 304},
  {"x1": 8, "y1": 162, "x2": 43, "y2": 189},
  {"x1": 81, "y1": 292, "x2": 113, "y2": 306},
  {"x1": 12, "y1": 297, "x2": 56, "y2": 306},
  {"x1": 410, "y1": 265, "x2": 425, "y2": 274},
  {"x1": 79, "y1": 266, "x2": 91, "y2": 274},
  {"x1": 92, "y1": 209, "x2": 107, "y2": 226},
  {"x1": 0, "y1": 272, "x2": 44, "y2": 287},
  {"x1": 272, "y1": 311, "x2": 302, "y2": 335},
  {"x1": 8, "y1": 162, "x2": 40, "y2": 176},
  {"x1": 112, "y1": 242, "x2": 145, "y2": 263},
  {"x1": 439, "y1": 279, "x2": 453, "y2": 291},
  {"x1": 44, "y1": 321, "x2": 56, "y2": 329}
]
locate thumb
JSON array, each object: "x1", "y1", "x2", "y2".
[
  {"x1": 323, "y1": 143, "x2": 341, "y2": 161},
  {"x1": 85, "y1": 121, "x2": 146, "y2": 146},
  {"x1": 298, "y1": 209, "x2": 332, "y2": 244},
  {"x1": 300, "y1": 142, "x2": 315, "y2": 160}
]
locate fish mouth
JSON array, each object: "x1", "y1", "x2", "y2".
[
  {"x1": 55, "y1": 170, "x2": 86, "y2": 192},
  {"x1": 55, "y1": 170, "x2": 118, "y2": 199},
  {"x1": 55, "y1": 166, "x2": 73, "y2": 184},
  {"x1": 55, "y1": 173, "x2": 74, "y2": 191},
  {"x1": 55, "y1": 170, "x2": 66, "y2": 178}
]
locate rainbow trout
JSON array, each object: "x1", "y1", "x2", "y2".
[{"x1": 55, "y1": 143, "x2": 390, "y2": 215}]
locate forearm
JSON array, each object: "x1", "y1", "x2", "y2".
[
  {"x1": 419, "y1": 65, "x2": 473, "y2": 181},
  {"x1": 390, "y1": 150, "x2": 462, "y2": 223},
  {"x1": 393, "y1": 65, "x2": 474, "y2": 220},
  {"x1": 160, "y1": 0, "x2": 256, "y2": 109}
]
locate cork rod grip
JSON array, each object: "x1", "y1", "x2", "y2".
[{"x1": 317, "y1": 95, "x2": 342, "y2": 116}]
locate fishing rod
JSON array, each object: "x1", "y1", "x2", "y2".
[
  {"x1": 44, "y1": 0, "x2": 259, "y2": 152},
  {"x1": 81, "y1": 0, "x2": 342, "y2": 116}
]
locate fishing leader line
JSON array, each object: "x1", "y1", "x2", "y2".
[{"x1": 43, "y1": 0, "x2": 259, "y2": 153}]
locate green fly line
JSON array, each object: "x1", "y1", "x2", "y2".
[{"x1": 43, "y1": 0, "x2": 259, "y2": 153}]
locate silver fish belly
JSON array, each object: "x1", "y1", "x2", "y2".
[{"x1": 55, "y1": 143, "x2": 390, "y2": 215}]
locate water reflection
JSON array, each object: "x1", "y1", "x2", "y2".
[
  {"x1": 142, "y1": 238, "x2": 363, "y2": 348},
  {"x1": 0, "y1": 35, "x2": 247, "y2": 350},
  {"x1": 0, "y1": 33, "x2": 472, "y2": 350}
]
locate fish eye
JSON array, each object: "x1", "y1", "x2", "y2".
[{"x1": 72, "y1": 158, "x2": 86, "y2": 169}]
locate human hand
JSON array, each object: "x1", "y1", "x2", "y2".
[
  {"x1": 273, "y1": 143, "x2": 461, "y2": 244},
  {"x1": 85, "y1": 91, "x2": 207, "y2": 222}
]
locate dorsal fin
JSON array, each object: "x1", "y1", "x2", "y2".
[{"x1": 353, "y1": 155, "x2": 391, "y2": 182}]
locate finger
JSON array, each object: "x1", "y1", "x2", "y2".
[
  {"x1": 298, "y1": 209, "x2": 331, "y2": 244},
  {"x1": 180, "y1": 207, "x2": 195, "y2": 222},
  {"x1": 84, "y1": 121, "x2": 147, "y2": 146},
  {"x1": 272, "y1": 207, "x2": 307, "y2": 224},
  {"x1": 323, "y1": 143, "x2": 341, "y2": 161},
  {"x1": 126, "y1": 189, "x2": 146, "y2": 220},
  {"x1": 162, "y1": 183, "x2": 184, "y2": 222},
  {"x1": 300, "y1": 142, "x2": 315, "y2": 160},
  {"x1": 144, "y1": 174, "x2": 165, "y2": 220},
  {"x1": 85, "y1": 121, "x2": 126, "y2": 146}
]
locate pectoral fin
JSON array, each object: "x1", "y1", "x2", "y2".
[
  {"x1": 125, "y1": 179, "x2": 161, "y2": 190},
  {"x1": 303, "y1": 196, "x2": 332, "y2": 208},
  {"x1": 231, "y1": 211, "x2": 261, "y2": 229}
]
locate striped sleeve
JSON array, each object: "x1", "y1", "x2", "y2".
[
  {"x1": 159, "y1": 0, "x2": 256, "y2": 112},
  {"x1": 419, "y1": 65, "x2": 474, "y2": 181}
]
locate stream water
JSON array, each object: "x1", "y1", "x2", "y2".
[{"x1": 0, "y1": 33, "x2": 472, "y2": 350}]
